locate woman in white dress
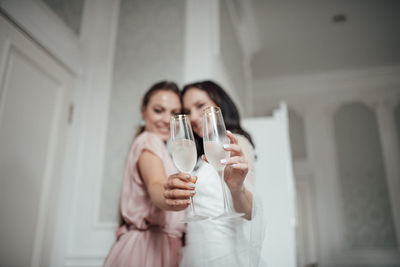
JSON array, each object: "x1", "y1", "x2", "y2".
[{"x1": 164, "y1": 81, "x2": 265, "y2": 267}]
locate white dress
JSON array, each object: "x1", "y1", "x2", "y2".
[{"x1": 180, "y1": 136, "x2": 265, "y2": 267}]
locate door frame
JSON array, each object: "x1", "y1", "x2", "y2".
[{"x1": 0, "y1": 1, "x2": 120, "y2": 266}]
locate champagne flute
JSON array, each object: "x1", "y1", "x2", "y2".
[
  {"x1": 170, "y1": 114, "x2": 208, "y2": 222},
  {"x1": 202, "y1": 106, "x2": 244, "y2": 220}
]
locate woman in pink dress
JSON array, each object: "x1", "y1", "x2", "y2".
[{"x1": 104, "y1": 81, "x2": 196, "y2": 267}]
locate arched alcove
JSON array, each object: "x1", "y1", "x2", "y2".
[{"x1": 334, "y1": 102, "x2": 397, "y2": 248}]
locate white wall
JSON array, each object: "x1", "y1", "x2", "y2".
[
  {"x1": 183, "y1": 0, "x2": 245, "y2": 112},
  {"x1": 243, "y1": 104, "x2": 297, "y2": 267},
  {"x1": 100, "y1": 0, "x2": 186, "y2": 224},
  {"x1": 252, "y1": 65, "x2": 400, "y2": 266}
]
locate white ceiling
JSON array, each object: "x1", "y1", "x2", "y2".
[{"x1": 249, "y1": 0, "x2": 400, "y2": 79}]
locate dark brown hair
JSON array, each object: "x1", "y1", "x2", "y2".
[
  {"x1": 136, "y1": 80, "x2": 181, "y2": 136},
  {"x1": 182, "y1": 80, "x2": 254, "y2": 158}
]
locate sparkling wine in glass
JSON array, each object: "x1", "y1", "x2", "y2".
[
  {"x1": 170, "y1": 114, "x2": 208, "y2": 222},
  {"x1": 202, "y1": 106, "x2": 244, "y2": 220}
]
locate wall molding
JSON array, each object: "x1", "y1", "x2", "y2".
[
  {"x1": 255, "y1": 64, "x2": 400, "y2": 265},
  {"x1": 41, "y1": 1, "x2": 121, "y2": 266},
  {"x1": 252, "y1": 64, "x2": 400, "y2": 117},
  {"x1": 64, "y1": 255, "x2": 106, "y2": 267},
  {"x1": 253, "y1": 64, "x2": 400, "y2": 97},
  {"x1": 64, "y1": 0, "x2": 120, "y2": 260},
  {"x1": 0, "y1": 0, "x2": 81, "y2": 73}
]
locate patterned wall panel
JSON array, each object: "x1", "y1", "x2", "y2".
[{"x1": 334, "y1": 103, "x2": 397, "y2": 248}]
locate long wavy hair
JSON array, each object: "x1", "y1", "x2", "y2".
[{"x1": 182, "y1": 80, "x2": 254, "y2": 158}]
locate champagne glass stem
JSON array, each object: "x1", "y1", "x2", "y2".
[
  {"x1": 187, "y1": 171, "x2": 196, "y2": 215},
  {"x1": 190, "y1": 196, "x2": 196, "y2": 214},
  {"x1": 218, "y1": 169, "x2": 230, "y2": 213}
]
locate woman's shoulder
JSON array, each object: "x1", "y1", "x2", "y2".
[
  {"x1": 134, "y1": 131, "x2": 163, "y2": 145},
  {"x1": 130, "y1": 131, "x2": 166, "y2": 156}
]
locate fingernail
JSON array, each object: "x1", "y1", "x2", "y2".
[
  {"x1": 220, "y1": 159, "x2": 227, "y2": 164},
  {"x1": 185, "y1": 175, "x2": 190, "y2": 179},
  {"x1": 190, "y1": 190, "x2": 196, "y2": 194},
  {"x1": 223, "y1": 144, "x2": 229, "y2": 149},
  {"x1": 188, "y1": 183, "x2": 196, "y2": 188},
  {"x1": 226, "y1": 130, "x2": 232, "y2": 134}
]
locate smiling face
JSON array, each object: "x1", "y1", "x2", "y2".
[
  {"x1": 182, "y1": 87, "x2": 217, "y2": 137},
  {"x1": 142, "y1": 90, "x2": 181, "y2": 142}
]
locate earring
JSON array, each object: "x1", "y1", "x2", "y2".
[{"x1": 140, "y1": 119, "x2": 146, "y2": 127}]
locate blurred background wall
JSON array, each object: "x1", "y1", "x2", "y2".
[
  {"x1": 100, "y1": 0, "x2": 186, "y2": 223},
  {"x1": 0, "y1": 0, "x2": 399, "y2": 266}
]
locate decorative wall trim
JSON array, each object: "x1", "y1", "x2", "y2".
[
  {"x1": 254, "y1": 64, "x2": 400, "y2": 97},
  {"x1": 252, "y1": 64, "x2": 400, "y2": 117},
  {"x1": 0, "y1": 0, "x2": 81, "y2": 73},
  {"x1": 63, "y1": 0, "x2": 120, "y2": 260},
  {"x1": 64, "y1": 255, "x2": 106, "y2": 267},
  {"x1": 44, "y1": 1, "x2": 121, "y2": 266}
]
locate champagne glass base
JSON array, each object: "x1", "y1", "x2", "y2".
[
  {"x1": 181, "y1": 214, "x2": 209, "y2": 223},
  {"x1": 212, "y1": 212, "x2": 245, "y2": 220}
]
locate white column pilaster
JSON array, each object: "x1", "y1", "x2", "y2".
[
  {"x1": 304, "y1": 102, "x2": 344, "y2": 264},
  {"x1": 183, "y1": 0, "x2": 219, "y2": 83}
]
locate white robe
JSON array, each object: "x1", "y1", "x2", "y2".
[{"x1": 180, "y1": 135, "x2": 266, "y2": 267}]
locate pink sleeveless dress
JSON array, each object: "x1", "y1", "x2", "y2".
[{"x1": 104, "y1": 131, "x2": 185, "y2": 267}]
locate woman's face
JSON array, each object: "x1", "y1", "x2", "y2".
[
  {"x1": 183, "y1": 87, "x2": 217, "y2": 137},
  {"x1": 142, "y1": 90, "x2": 181, "y2": 142}
]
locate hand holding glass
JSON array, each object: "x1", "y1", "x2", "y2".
[
  {"x1": 170, "y1": 115, "x2": 208, "y2": 222},
  {"x1": 202, "y1": 106, "x2": 244, "y2": 220}
]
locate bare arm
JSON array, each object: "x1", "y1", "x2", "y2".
[{"x1": 138, "y1": 150, "x2": 196, "y2": 211}]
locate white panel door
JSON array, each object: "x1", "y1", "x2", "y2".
[
  {"x1": 0, "y1": 14, "x2": 73, "y2": 267},
  {"x1": 243, "y1": 103, "x2": 297, "y2": 267}
]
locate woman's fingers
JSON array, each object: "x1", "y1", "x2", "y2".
[
  {"x1": 221, "y1": 155, "x2": 248, "y2": 177},
  {"x1": 226, "y1": 130, "x2": 238, "y2": 144},
  {"x1": 165, "y1": 173, "x2": 197, "y2": 190},
  {"x1": 164, "y1": 189, "x2": 195, "y2": 199},
  {"x1": 163, "y1": 173, "x2": 197, "y2": 210},
  {"x1": 170, "y1": 172, "x2": 196, "y2": 182},
  {"x1": 165, "y1": 198, "x2": 191, "y2": 209},
  {"x1": 222, "y1": 143, "x2": 242, "y2": 155},
  {"x1": 221, "y1": 156, "x2": 247, "y2": 166},
  {"x1": 228, "y1": 163, "x2": 248, "y2": 174},
  {"x1": 203, "y1": 141, "x2": 242, "y2": 163}
]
